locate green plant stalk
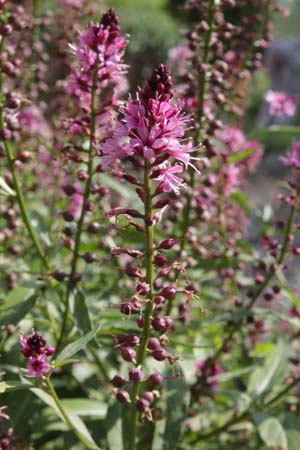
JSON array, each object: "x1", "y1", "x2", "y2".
[
  {"x1": 45, "y1": 376, "x2": 100, "y2": 450},
  {"x1": 127, "y1": 159, "x2": 154, "y2": 450},
  {"x1": 207, "y1": 178, "x2": 300, "y2": 364},
  {"x1": 180, "y1": 0, "x2": 215, "y2": 244},
  {"x1": 57, "y1": 63, "x2": 98, "y2": 349},
  {"x1": 0, "y1": 37, "x2": 48, "y2": 269}
]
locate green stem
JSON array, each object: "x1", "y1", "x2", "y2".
[
  {"x1": 45, "y1": 376, "x2": 100, "y2": 449},
  {"x1": 209, "y1": 178, "x2": 300, "y2": 364},
  {"x1": 127, "y1": 159, "x2": 154, "y2": 450},
  {"x1": 180, "y1": 0, "x2": 215, "y2": 246},
  {"x1": 0, "y1": 37, "x2": 48, "y2": 269},
  {"x1": 57, "y1": 62, "x2": 99, "y2": 349}
]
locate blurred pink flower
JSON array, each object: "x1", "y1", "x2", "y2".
[
  {"x1": 223, "y1": 164, "x2": 240, "y2": 194},
  {"x1": 18, "y1": 105, "x2": 51, "y2": 139},
  {"x1": 196, "y1": 358, "x2": 223, "y2": 390},
  {"x1": 265, "y1": 90, "x2": 297, "y2": 117},
  {"x1": 280, "y1": 142, "x2": 300, "y2": 169}
]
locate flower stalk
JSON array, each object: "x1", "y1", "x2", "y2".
[
  {"x1": 45, "y1": 375, "x2": 101, "y2": 450},
  {"x1": 57, "y1": 61, "x2": 98, "y2": 349},
  {"x1": 180, "y1": 0, "x2": 215, "y2": 244},
  {"x1": 0, "y1": 36, "x2": 48, "y2": 269},
  {"x1": 128, "y1": 159, "x2": 155, "y2": 450}
]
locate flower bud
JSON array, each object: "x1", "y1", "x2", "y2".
[
  {"x1": 147, "y1": 338, "x2": 161, "y2": 350},
  {"x1": 152, "y1": 348, "x2": 168, "y2": 361},
  {"x1": 147, "y1": 373, "x2": 163, "y2": 387},
  {"x1": 51, "y1": 269, "x2": 66, "y2": 281},
  {"x1": 154, "y1": 254, "x2": 167, "y2": 267},
  {"x1": 129, "y1": 368, "x2": 144, "y2": 382},
  {"x1": 142, "y1": 391, "x2": 155, "y2": 404},
  {"x1": 111, "y1": 375, "x2": 127, "y2": 387},
  {"x1": 116, "y1": 390, "x2": 130, "y2": 403},
  {"x1": 136, "y1": 398, "x2": 149, "y2": 412},
  {"x1": 46, "y1": 347, "x2": 56, "y2": 356},
  {"x1": 157, "y1": 238, "x2": 177, "y2": 250},
  {"x1": 121, "y1": 347, "x2": 136, "y2": 362},
  {"x1": 87, "y1": 222, "x2": 101, "y2": 233},
  {"x1": 62, "y1": 211, "x2": 74, "y2": 222},
  {"x1": 152, "y1": 316, "x2": 173, "y2": 332},
  {"x1": 160, "y1": 286, "x2": 177, "y2": 300}
]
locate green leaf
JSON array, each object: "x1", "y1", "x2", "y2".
[
  {"x1": 106, "y1": 402, "x2": 124, "y2": 450},
  {"x1": 31, "y1": 388, "x2": 98, "y2": 449},
  {"x1": 251, "y1": 126, "x2": 300, "y2": 151},
  {"x1": 280, "y1": 414, "x2": 300, "y2": 450},
  {"x1": 30, "y1": 211, "x2": 51, "y2": 246},
  {"x1": 0, "y1": 380, "x2": 34, "y2": 393},
  {"x1": 52, "y1": 358, "x2": 80, "y2": 369},
  {"x1": 56, "y1": 324, "x2": 101, "y2": 362},
  {"x1": 247, "y1": 340, "x2": 290, "y2": 397},
  {"x1": 73, "y1": 290, "x2": 92, "y2": 334},
  {"x1": 253, "y1": 413, "x2": 287, "y2": 449},
  {"x1": 61, "y1": 399, "x2": 107, "y2": 418},
  {"x1": 228, "y1": 148, "x2": 258, "y2": 164},
  {"x1": 163, "y1": 371, "x2": 190, "y2": 450},
  {"x1": 0, "y1": 176, "x2": 16, "y2": 196},
  {"x1": 230, "y1": 192, "x2": 250, "y2": 213},
  {"x1": 0, "y1": 286, "x2": 37, "y2": 328}
]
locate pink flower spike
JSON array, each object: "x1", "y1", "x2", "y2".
[{"x1": 27, "y1": 354, "x2": 52, "y2": 378}]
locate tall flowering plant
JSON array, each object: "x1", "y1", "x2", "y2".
[
  {"x1": 1, "y1": 1, "x2": 300, "y2": 450},
  {"x1": 102, "y1": 64, "x2": 199, "y2": 447}
]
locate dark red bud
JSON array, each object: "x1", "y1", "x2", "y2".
[
  {"x1": 152, "y1": 348, "x2": 168, "y2": 361},
  {"x1": 160, "y1": 286, "x2": 177, "y2": 300},
  {"x1": 147, "y1": 337, "x2": 161, "y2": 350},
  {"x1": 158, "y1": 238, "x2": 177, "y2": 250},
  {"x1": 129, "y1": 368, "x2": 144, "y2": 382},
  {"x1": 116, "y1": 390, "x2": 130, "y2": 403},
  {"x1": 87, "y1": 222, "x2": 101, "y2": 233},
  {"x1": 147, "y1": 373, "x2": 163, "y2": 387},
  {"x1": 121, "y1": 347, "x2": 136, "y2": 362},
  {"x1": 111, "y1": 375, "x2": 127, "y2": 387}
]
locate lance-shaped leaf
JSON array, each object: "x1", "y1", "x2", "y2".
[{"x1": 56, "y1": 324, "x2": 101, "y2": 362}]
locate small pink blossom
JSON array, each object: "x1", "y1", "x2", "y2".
[
  {"x1": 280, "y1": 142, "x2": 300, "y2": 169},
  {"x1": 155, "y1": 165, "x2": 185, "y2": 195},
  {"x1": 265, "y1": 90, "x2": 297, "y2": 117},
  {"x1": 216, "y1": 125, "x2": 245, "y2": 152},
  {"x1": 27, "y1": 354, "x2": 52, "y2": 378}
]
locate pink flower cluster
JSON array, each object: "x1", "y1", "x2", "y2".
[
  {"x1": 265, "y1": 90, "x2": 297, "y2": 117},
  {"x1": 216, "y1": 125, "x2": 263, "y2": 194},
  {"x1": 18, "y1": 105, "x2": 51, "y2": 140},
  {"x1": 280, "y1": 142, "x2": 300, "y2": 169},
  {"x1": 20, "y1": 332, "x2": 55, "y2": 378},
  {"x1": 66, "y1": 9, "x2": 127, "y2": 109},
  {"x1": 102, "y1": 64, "x2": 198, "y2": 194}
]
